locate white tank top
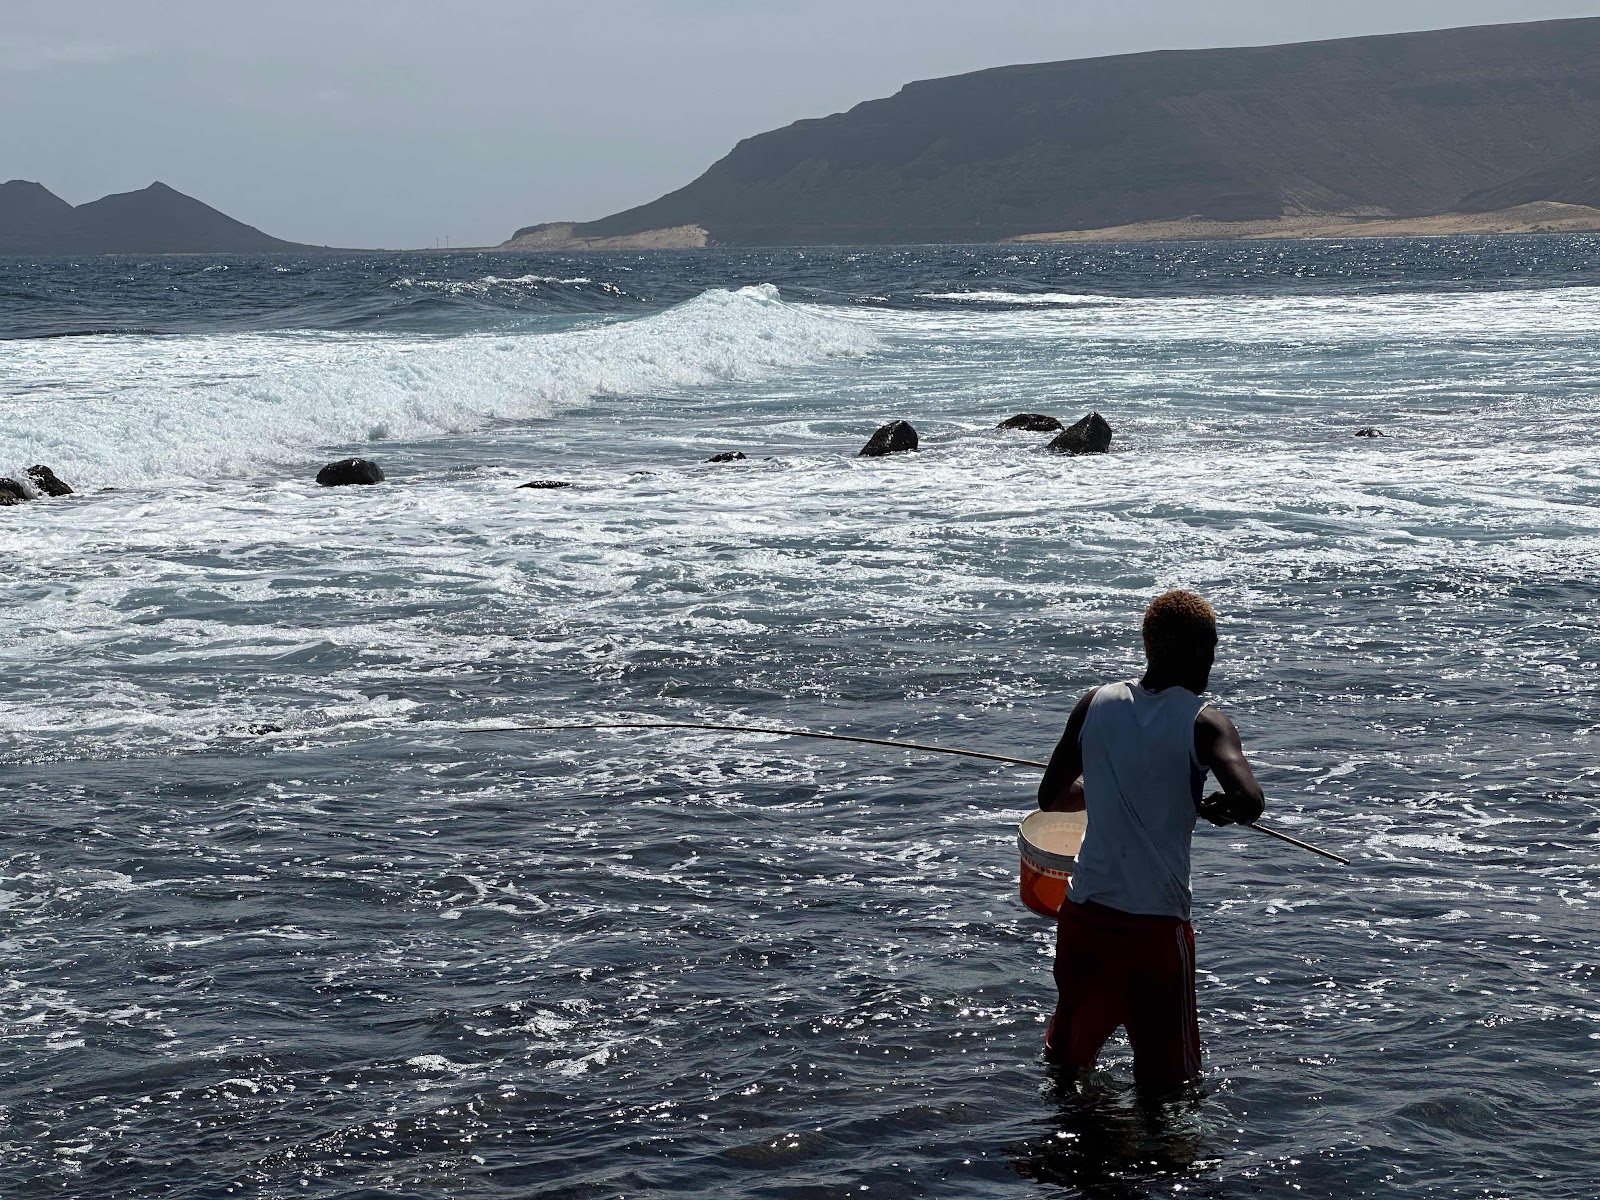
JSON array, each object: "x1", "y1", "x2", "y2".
[{"x1": 1067, "y1": 680, "x2": 1209, "y2": 919}]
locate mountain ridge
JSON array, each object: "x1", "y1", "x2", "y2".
[
  {"x1": 506, "y1": 17, "x2": 1600, "y2": 247},
  {"x1": 0, "y1": 180, "x2": 320, "y2": 255}
]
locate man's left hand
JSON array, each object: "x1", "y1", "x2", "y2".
[{"x1": 1198, "y1": 791, "x2": 1246, "y2": 826}]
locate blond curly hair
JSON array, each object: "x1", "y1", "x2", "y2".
[{"x1": 1142, "y1": 590, "x2": 1217, "y2": 664}]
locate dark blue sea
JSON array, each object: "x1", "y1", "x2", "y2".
[{"x1": 2, "y1": 240, "x2": 1598, "y2": 1199}]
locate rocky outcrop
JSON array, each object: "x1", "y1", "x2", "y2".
[
  {"x1": 706, "y1": 451, "x2": 747, "y2": 463},
  {"x1": 998, "y1": 413, "x2": 1063, "y2": 432},
  {"x1": 26, "y1": 465, "x2": 73, "y2": 497},
  {"x1": 315, "y1": 458, "x2": 385, "y2": 486},
  {"x1": 1047, "y1": 412, "x2": 1113, "y2": 455},
  {"x1": 518, "y1": 479, "x2": 573, "y2": 489},
  {"x1": 499, "y1": 221, "x2": 710, "y2": 251},
  {"x1": 859, "y1": 421, "x2": 919, "y2": 457},
  {"x1": 0, "y1": 466, "x2": 75, "y2": 504},
  {"x1": 1354, "y1": 427, "x2": 1387, "y2": 438}
]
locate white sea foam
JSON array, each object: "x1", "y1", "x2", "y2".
[
  {"x1": 391, "y1": 273, "x2": 616, "y2": 295},
  {"x1": 0, "y1": 284, "x2": 875, "y2": 488},
  {"x1": 485, "y1": 274, "x2": 595, "y2": 287},
  {"x1": 920, "y1": 290, "x2": 1136, "y2": 306},
  {"x1": 909, "y1": 282, "x2": 1600, "y2": 343}
]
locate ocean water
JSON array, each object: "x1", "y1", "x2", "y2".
[{"x1": 1, "y1": 242, "x2": 1598, "y2": 1199}]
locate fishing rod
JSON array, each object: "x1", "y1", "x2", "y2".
[
  {"x1": 5, "y1": 717, "x2": 1348, "y2": 864},
  {"x1": 471, "y1": 719, "x2": 1351, "y2": 866}
]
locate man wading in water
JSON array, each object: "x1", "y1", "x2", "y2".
[{"x1": 1037, "y1": 590, "x2": 1266, "y2": 1098}]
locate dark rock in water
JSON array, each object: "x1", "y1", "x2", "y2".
[
  {"x1": 26, "y1": 464, "x2": 73, "y2": 496},
  {"x1": 859, "y1": 420, "x2": 919, "y2": 457},
  {"x1": 518, "y1": 479, "x2": 573, "y2": 489},
  {"x1": 0, "y1": 479, "x2": 31, "y2": 505},
  {"x1": 316, "y1": 458, "x2": 385, "y2": 486},
  {"x1": 228, "y1": 722, "x2": 285, "y2": 736},
  {"x1": 706, "y1": 451, "x2": 747, "y2": 463},
  {"x1": 1047, "y1": 411, "x2": 1114, "y2": 455},
  {"x1": 1354, "y1": 427, "x2": 1387, "y2": 437},
  {"x1": 998, "y1": 413, "x2": 1063, "y2": 432}
]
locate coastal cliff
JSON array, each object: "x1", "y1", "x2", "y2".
[
  {"x1": 500, "y1": 221, "x2": 708, "y2": 251},
  {"x1": 509, "y1": 17, "x2": 1600, "y2": 246}
]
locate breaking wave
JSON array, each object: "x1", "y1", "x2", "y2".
[
  {"x1": 0, "y1": 285, "x2": 875, "y2": 488},
  {"x1": 918, "y1": 290, "x2": 1136, "y2": 306}
]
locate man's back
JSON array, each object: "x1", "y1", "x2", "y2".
[{"x1": 1071, "y1": 681, "x2": 1206, "y2": 920}]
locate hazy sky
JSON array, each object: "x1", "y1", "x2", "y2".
[{"x1": 3, "y1": 1, "x2": 1596, "y2": 248}]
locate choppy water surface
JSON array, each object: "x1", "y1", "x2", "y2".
[{"x1": 2, "y1": 243, "x2": 1598, "y2": 1199}]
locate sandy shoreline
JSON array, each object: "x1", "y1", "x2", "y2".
[
  {"x1": 486, "y1": 203, "x2": 1600, "y2": 251},
  {"x1": 1008, "y1": 202, "x2": 1600, "y2": 243}
]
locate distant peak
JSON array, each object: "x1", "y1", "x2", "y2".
[
  {"x1": 0, "y1": 177, "x2": 313, "y2": 253},
  {"x1": 0, "y1": 179, "x2": 73, "y2": 215}
]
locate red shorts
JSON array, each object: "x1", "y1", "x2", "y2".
[{"x1": 1043, "y1": 898, "x2": 1201, "y2": 1096}]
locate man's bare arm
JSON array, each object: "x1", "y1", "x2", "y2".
[
  {"x1": 1038, "y1": 688, "x2": 1098, "y2": 812},
  {"x1": 1194, "y1": 708, "x2": 1266, "y2": 826}
]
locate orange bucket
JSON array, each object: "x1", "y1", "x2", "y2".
[{"x1": 1018, "y1": 810, "x2": 1086, "y2": 918}]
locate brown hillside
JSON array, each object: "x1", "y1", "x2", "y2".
[{"x1": 548, "y1": 18, "x2": 1600, "y2": 246}]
